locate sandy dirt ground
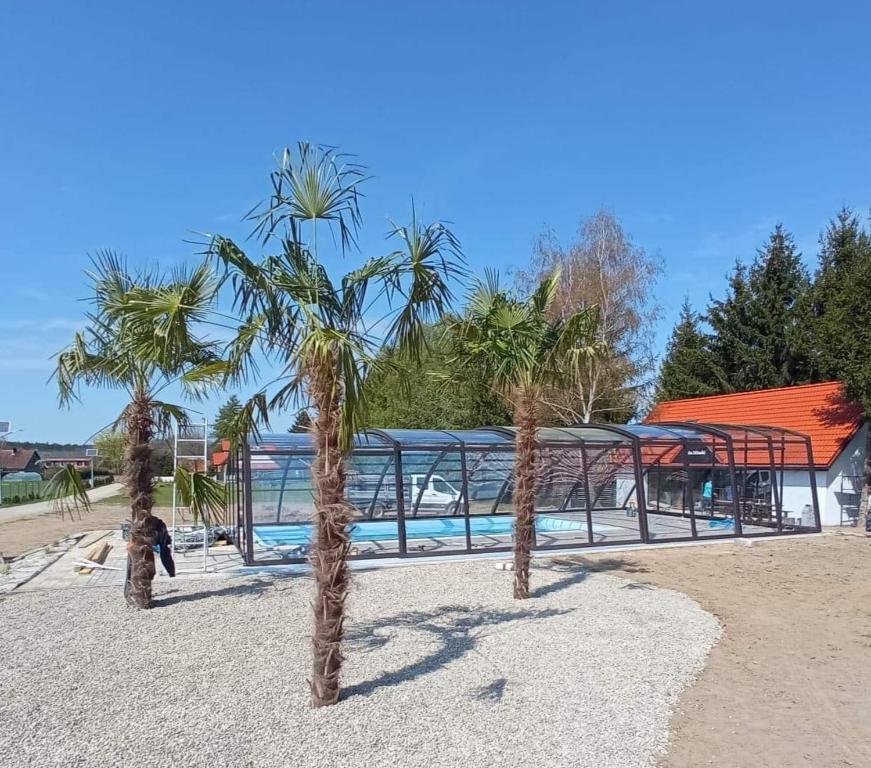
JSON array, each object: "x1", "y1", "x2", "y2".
[
  {"x1": 575, "y1": 532, "x2": 871, "y2": 768},
  {"x1": 0, "y1": 505, "x2": 174, "y2": 558}
]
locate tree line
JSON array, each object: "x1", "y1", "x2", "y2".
[{"x1": 656, "y1": 209, "x2": 871, "y2": 417}]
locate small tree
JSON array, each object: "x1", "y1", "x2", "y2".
[
  {"x1": 447, "y1": 270, "x2": 601, "y2": 598},
  {"x1": 93, "y1": 430, "x2": 125, "y2": 474},
  {"x1": 55, "y1": 253, "x2": 225, "y2": 608},
  {"x1": 521, "y1": 210, "x2": 659, "y2": 422}
]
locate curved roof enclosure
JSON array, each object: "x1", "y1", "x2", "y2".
[{"x1": 230, "y1": 422, "x2": 821, "y2": 566}]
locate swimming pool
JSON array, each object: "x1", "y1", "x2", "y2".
[{"x1": 254, "y1": 515, "x2": 594, "y2": 548}]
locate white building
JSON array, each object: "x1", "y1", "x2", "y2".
[{"x1": 649, "y1": 381, "x2": 866, "y2": 527}]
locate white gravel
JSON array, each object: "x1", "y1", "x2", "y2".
[{"x1": 0, "y1": 560, "x2": 719, "y2": 768}]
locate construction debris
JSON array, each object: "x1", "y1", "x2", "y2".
[{"x1": 75, "y1": 542, "x2": 112, "y2": 575}]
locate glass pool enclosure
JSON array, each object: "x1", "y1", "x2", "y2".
[{"x1": 227, "y1": 423, "x2": 821, "y2": 565}]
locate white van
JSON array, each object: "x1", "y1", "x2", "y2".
[{"x1": 408, "y1": 474, "x2": 462, "y2": 514}]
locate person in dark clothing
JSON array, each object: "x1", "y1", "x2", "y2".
[{"x1": 124, "y1": 514, "x2": 175, "y2": 609}]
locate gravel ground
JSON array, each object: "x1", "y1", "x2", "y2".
[{"x1": 0, "y1": 560, "x2": 719, "y2": 768}]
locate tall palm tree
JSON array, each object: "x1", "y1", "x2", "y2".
[
  {"x1": 447, "y1": 269, "x2": 601, "y2": 599},
  {"x1": 54, "y1": 253, "x2": 225, "y2": 608},
  {"x1": 208, "y1": 142, "x2": 463, "y2": 707}
]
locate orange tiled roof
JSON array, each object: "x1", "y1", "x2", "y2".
[{"x1": 647, "y1": 381, "x2": 863, "y2": 468}]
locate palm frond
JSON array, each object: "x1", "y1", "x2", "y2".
[
  {"x1": 531, "y1": 268, "x2": 561, "y2": 316},
  {"x1": 383, "y1": 211, "x2": 465, "y2": 361},
  {"x1": 174, "y1": 466, "x2": 226, "y2": 527},
  {"x1": 53, "y1": 330, "x2": 133, "y2": 406},
  {"x1": 44, "y1": 464, "x2": 92, "y2": 520},
  {"x1": 147, "y1": 401, "x2": 190, "y2": 440},
  {"x1": 249, "y1": 142, "x2": 368, "y2": 253},
  {"x1": 227, "y1": 391, "x2": 271, "y2": 447}
]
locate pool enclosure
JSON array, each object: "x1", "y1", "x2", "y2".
[{"x1": 227, "y1": 423, "x2": 821, "y2": 566}]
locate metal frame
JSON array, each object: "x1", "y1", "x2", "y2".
[{"x1": 231, "y1": 422, "x2": 822, "y2": 566}]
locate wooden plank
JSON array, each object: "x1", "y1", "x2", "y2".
[
  {"x1": 75, "y1": 542, "x2": 112, "y2": 573},
  {"x1": 77, "y1": 531, "x2": 111, "y2": 550}
]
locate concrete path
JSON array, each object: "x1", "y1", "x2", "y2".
[{"x1": 0, "y1": 482, "x2": 124, "y2": 523}]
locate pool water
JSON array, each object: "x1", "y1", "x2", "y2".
[{"x1": 254, "y1": 514, "x2": 589, "y2": 548}]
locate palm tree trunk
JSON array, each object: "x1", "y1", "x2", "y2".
[
  {"x1": 125, "y1": 390, "x2": 156, "y2": 609},
  {"x1": 513, "y1": 392, "x2": 538, "y2": 599},
  {"x1": 308, "y1": 358, "x2": 351, "y2": 707}
]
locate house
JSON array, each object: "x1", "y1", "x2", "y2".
[
  {"x1": 0, "y1": 447, "x2": 43, "y2": 477},
  {"x1": 648, "y1": 381, "x2": 866, "y2": 526},
  {"x1": 41, "y1": 455, "x2": 94, "y2": 470}
]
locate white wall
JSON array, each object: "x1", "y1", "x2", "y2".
[
  {"x1": 824, "y1": 424, "x2": 867, "y2": 527},
  {"x1": 780, "y1": 469, "x2": 825, "y2": 527}
]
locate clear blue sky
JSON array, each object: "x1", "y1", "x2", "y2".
[{"x1": 1, "y1": 1, "x2": 870, "y2": 442}]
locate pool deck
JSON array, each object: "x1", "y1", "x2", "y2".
[{"x1": 8, "y1": 508, "x2": 812, "y2": 593}]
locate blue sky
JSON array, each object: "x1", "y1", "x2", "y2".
[{"x1": 1, "y1": 1, "x2": 870, "y2": 442}]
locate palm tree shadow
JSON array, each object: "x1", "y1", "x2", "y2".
[
  {"x1": 152, "y1": 577, "x2": 284, "y2": 607},
  {"x1": 531, "y1": 562, "x2": 590, "y2": 597},
  {"x1": 342, "y1": 604, "x2": 569, "y2": 700}
]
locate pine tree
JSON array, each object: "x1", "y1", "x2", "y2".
[
  {"x1": 706, "y1": 226, "x2": 812, "y2": 391},
  {"x1": 811, "y1": 209, "x2": 871, "y2": 527},
  {"x1": 745, "y1": 225, "x2": 813, "y2": 387},
  {"x1": 212, "y1": 395, "x2": 243, "y2": 446},
  {"x1": 289, "y1": 411, "x2": 313, "y2": 432},
  {"x1": 812, "y1": 208, "x2": 871, "y2": 379},
  {"x1": 656, "y1": 299, "x2": 724, "y2": 402},
  {"x1": 706, "y1": 260, "x2": 753, "y2": 391}
]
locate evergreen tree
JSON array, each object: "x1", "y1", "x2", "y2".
[
  {"x1": 706, "y1": 260, "x2": 753, "y2": 391},
  {"x1": 745, "y1": 225, "x2": 813, "y2": 387},
  {"x1": 655, "y1": 299, "x2": 724, "y2": 402},
  {"x1": 212, "y1": 395, "x2": 243, "y2": 446},
  {"x1": 289, "y1": 411, "x2": 313, "y2": 432},
  {"x1": 706, "y1": 226, "x2": 812, "y2": 391},
  {"x1": 811, "y1": 208, "x2": 871, "y2": 379},
  {"x1": 811, "y1": 209, "x2": 871, "y2": 527}
]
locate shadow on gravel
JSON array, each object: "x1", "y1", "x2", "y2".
[
  {"x1": 342, "y1": 604, "x2": 569, "y2": 700},
  {"x1": 531, "y1": 562, "x2": 590, "y2": 598},
  {"x1": 474, "y1": 677, "x2": 508, "y2": 702},
  {"x1": 559, "y1": 556, "x2": 649, "y2": 574},
  {"x1": 152, "y1": 577, "x2": 281, "y2": 607}
]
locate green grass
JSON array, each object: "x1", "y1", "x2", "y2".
[{"x1": 96, "y1": 481, "x2": 176, "y2": 508}]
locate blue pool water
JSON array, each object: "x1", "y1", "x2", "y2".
[{"x1": 254, "y1": 515, "x2": 587, "y2": 548}]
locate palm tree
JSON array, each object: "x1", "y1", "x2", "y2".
[
  {"x1": 54, "y1": 253, "x2": 225, "y2": 608},
  {"x1": 447, "y1": 269, "x2": 601, "y2": 599},
  {"x1": 208, "y1": 142, "x2": 463, "y2": 707}
]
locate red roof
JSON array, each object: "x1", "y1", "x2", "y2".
[
  {"x1": 0, "y1": 448, "x2": 41, "y2": 472},
  {"x1": 647, "y1": 381, "x2": 863, "y2": 468}
]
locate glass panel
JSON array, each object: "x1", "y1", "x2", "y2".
[
  {"x1": 585, "y1": 444, "x2": 643, "y2": 544},
  {"x1": 249, "y1": 432, "x2": 388, "y2": 450},
  {"x1": 377, "y1": 429, "x2": 459, "y2": 445},
  {"x1": 345, "y1": 454, "x2": 397, "y2": 520},
  {"x1": 443, "y1": 430, "x2": 513, "y2": 445},
  {"x1": 249, "y1": 433, "x2": 313, "y2": 451},
  {"x1": 555, "y1": 426, "x2": 630, "y2": 443},
  {"x1": 462, "y1": 449, "x2": 514, "y2": 552},
  {"x1": 400, "y1": 449, "x2": 468, "y2": 554}
]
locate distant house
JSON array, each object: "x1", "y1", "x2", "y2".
[
  {"x1": 41, "y1": 455, "x2": 94, "y2": 470},
  {"x1": 0, "y1": 448, "x2": 43, "y2": 477},
  {"x1": 648, "y1": 381, "x2": 866, "y2": 527}
]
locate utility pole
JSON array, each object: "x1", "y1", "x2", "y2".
[{"x1": 85, "y1": 447, "x2": 99, "y2": 488}]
